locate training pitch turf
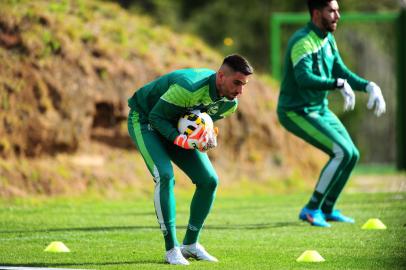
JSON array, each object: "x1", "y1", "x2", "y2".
[{"x1": 0, "y1": 192, "x2": 405, "y2": 269}]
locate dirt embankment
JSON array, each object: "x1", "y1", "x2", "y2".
[{"x1": 0, "y1": 0, "x2": 324, "y2": 198}]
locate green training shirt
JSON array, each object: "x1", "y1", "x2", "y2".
[
  {"x1": 128, "y1": 68, "x2": 238, "y2": 142},
  {"x1": 278, "y1": 21, "x2": 369, "y2": 112}
]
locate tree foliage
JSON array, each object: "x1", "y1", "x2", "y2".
[{"x1": 111, "y1": 0, "x2": 400, "y2": 72}]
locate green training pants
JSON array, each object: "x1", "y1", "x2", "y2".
[
  {"x1": 277, "y1": 108, "x2": 359, "y2": 213},
  {"x1": 128, "y1": 109, "x2": 218, "y2": 251}
]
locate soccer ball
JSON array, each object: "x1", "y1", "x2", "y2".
[{"x1": 178, "y1": 110, "x2": 213, "y2": 136}]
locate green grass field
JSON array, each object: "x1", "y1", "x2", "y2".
[{"x1": 0, "y1": 192, "x2": 405, "y2": 269}]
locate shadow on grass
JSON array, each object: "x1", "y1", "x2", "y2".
[
  {"x1": 1, "y1": 259, "x2": 166, "y2": 268},
  {"x1": 0, "y1": 222, "x2": 300, "y2": 234},
  {"x1": 206, "y1": 222, "x2": 299, "y2": 230}
]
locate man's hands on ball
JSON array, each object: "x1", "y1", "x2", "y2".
[{"x1": 174, "y1": 126, "x2": 218, "y2": 152}]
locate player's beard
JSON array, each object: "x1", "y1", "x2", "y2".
[
  {"x1": 218, "y1": 83, "x2": 234, "y2": 100},
  {"x1": 321, "y1": 16, "x2": 337, "y2": 33}
]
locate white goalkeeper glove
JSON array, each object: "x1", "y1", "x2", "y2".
[
  {"x1": 366, "y1": 82, "x2": 386, "y2": 117},
  {"x1": 337, "y1": 78, "x2": 355, "y2": 111},
  {"x1": 200, "y1": 127, "x2": 218, "y2": 152}
]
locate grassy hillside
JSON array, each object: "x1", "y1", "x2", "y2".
[
  {"x1": 0, "y1": 0, "x2": 221, "y2": 157},
  {"x1": 0, "y1": 0, "x2": 326, "y2": 198}
]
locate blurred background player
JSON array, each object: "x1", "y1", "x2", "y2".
[
  {"x1": 127, "y1": 55, "x2": 253, "y2": 264},
  {"x1": 277, "y1": 0, "x2": 386, "y2": 227}
]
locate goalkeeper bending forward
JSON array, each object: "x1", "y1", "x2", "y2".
[
  {"x1": 277, "y1": 0, "x2": 386, "y2": 227},
  {"x1": 127, "y1": 55, "x2": 253, "y2": 264}
]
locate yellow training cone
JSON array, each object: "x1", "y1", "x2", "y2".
[
  {"x1": 44, "y1": 241, "x2": 70, "y2": 252},
  {"x1": 296, "y1": 250, "x2": 325, "y2": 262},
  {"x1": 361, "y1": 218, "x2": 387, "y2": 230}
]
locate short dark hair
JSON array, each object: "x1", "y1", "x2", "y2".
[
  {"x1": 307, "y1": 0, "x2": 334, "y2": 17},
  {"x1": 222, "y1": 54, "x2": 254, "y2": 75}
]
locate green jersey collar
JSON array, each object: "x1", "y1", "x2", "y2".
[
  {"x1": 209, "y1": 73, "x2": 221, "y2": 101},
  {"x1": 308, "y1": 21, "x2": 327, "y2": 39}
]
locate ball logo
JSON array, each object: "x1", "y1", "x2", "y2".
[{"x1": 207, "y1": 105, "x2": 219, "y2": 115}]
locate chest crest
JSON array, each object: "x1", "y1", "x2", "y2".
[{"x1": 207, "y1": 104, "x2": 219, "y2": 115}]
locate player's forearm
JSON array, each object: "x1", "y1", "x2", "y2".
[
  {"x1": 149, "y1": 113, "x2": 178, "y2": 142},
  {"x1": 344, "y1": 73, "x2": 369, "y2": 92},
  {"x1": 149, "y1": 100, "x2": 184, "y2": 142},
  {"x1": 333, "y1": 55, "x2": 369, "y2": 92},
  {"x1": 294, "y1": 68, "x2": 336, "y2": 91}
]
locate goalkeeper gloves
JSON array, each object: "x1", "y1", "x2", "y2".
[
  {"x1": 174, "y1": 126, "x2": 209, "y2": 151},
  {"x1": 201, "y1": 127, "x2": 219, "y2": 152},
  {"x1": 173, "y1": 126, "x2": 219, "y2": 152},
  {"x1": 337, "y1": 78, "x2": 355, "y2": 111},
  {"x1": 366, "y1": 82, "x2": 386, "y2": 117}
]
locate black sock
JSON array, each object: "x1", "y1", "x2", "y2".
[
  {"x1": 321, "y1": 197, "x2": 336, "y2": 214},
  {"x1": 306, "y1": 191, "x2": 324, "y2": 210}
]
